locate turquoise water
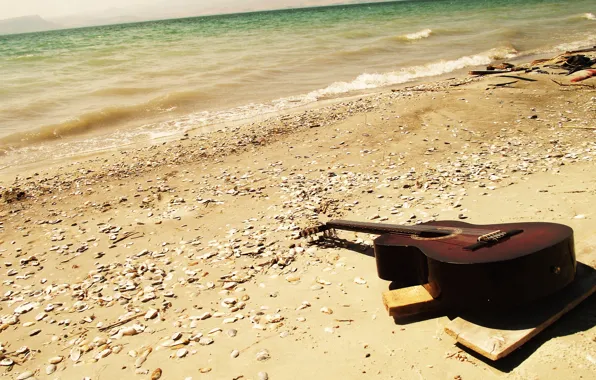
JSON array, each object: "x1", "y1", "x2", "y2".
[{"x1": 0, "y1": 0, "x2": 595, "y2": 168}]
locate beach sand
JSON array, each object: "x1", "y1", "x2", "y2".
[{"x1": 1, "y1": 54, "x2": 595, "y2": 380}]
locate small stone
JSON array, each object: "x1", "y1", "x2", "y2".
[
  {"x1": 258, "y1": 372, "x2": 269, "y2": 380},
  {"x1": 226, "y1": 329, "x2": 238, "y2": 337},
  {"x1": 320, "y1": 307, "x2": 333, "y2": 315},
  {"x1": 231, "y1": 349, "x2": 240, "y2": 358}
]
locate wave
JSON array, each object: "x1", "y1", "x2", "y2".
[
  {"x1": 584, "y1": 13, "x2": 596, "y2": 20},
  {"x1": 0, "y1": 89, "x2": 210, "y2": 148},
  {"x1": 306, "y1": 46, "x2": 518, "y2": 99},
  {"x1": 404, "y1": 28, "x2": 433, "y2": 41}
]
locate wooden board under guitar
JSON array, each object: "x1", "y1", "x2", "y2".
[{"x1": 300, "y1": 218, "x2": 596, "y2": 361}]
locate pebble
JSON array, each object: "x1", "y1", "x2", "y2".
[
  {"x1": 231, "y1": 349, "x2": 240, "y2": 358},
  {"x1": 226, "y1": 329, "x2": 238, "y2": 337},
  {"x1": 258, "y1": 372, "x2": 269, "y2": 380}
]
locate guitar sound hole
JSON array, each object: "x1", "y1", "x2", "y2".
[{"x1": 419, "y1": 231, "x2": 451, "y2": 238}]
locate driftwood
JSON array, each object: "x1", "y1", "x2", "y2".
[
  {"x1": 98, "y1": 311, "x2": 146, "y2": 332},
  {"x1": 551, "y1": 79, "x2": 596, "y2": 89},
  {"x1": 498, "y1": 75, "x2": 537, "y2": 82}
]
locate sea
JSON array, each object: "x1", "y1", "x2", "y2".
[{"x1": 1, "y1": 0, "x2": 595, "y2": 171}]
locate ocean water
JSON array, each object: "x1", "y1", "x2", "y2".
[{"x1": 0, "y1": 0, "x2": 595, "y2": 170}]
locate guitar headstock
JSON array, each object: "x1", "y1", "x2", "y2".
[{"x1": 299, "y1": 223, "x2": 333, "y2": 239}]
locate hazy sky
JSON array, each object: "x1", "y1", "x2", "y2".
[
  {"x1": 1, "y1": 0, "x2": 166, "y2": 19},
  {"x1": 0, "y1": 0, "x2": 357, "y2": 19}
]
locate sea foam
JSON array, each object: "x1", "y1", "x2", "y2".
[
  {"x1": 584, "y1": 13, "x2": 596, "y2": 20},
  {"x1": 404, "y1": 28, "x2": 433, "y2": 40},
  {"x1": 307, "y1": 47, "x2": 517, "y2": 99}
]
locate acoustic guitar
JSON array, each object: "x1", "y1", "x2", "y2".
[{"x1": 300, "y1": 219, "x2": 576, "y2": 309}]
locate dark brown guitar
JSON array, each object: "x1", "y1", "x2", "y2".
[{"x1": 301, "y1": 220, "x2": 576, "y2": 309}]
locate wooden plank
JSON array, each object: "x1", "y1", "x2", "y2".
[
  {"x1": 444, "y1": 262, "x2": 596, "y2": 361},
  {"x1": 382, "y1": 285, "x2": 444, "y2": 317}
]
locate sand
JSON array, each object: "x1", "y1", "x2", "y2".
[{"x1": 1, "y1": 54, "x2": 595, "y2": 380}]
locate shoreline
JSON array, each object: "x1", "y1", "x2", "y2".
[{"x1": 0, "y1": 51, "x2": 595, "y2": 380}]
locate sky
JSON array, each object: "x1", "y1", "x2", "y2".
[{"x1": 0, "y1": 0, "x2": 364, "y2": 20}]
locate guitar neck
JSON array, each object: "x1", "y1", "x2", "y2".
[{"x1": 324, "y1": 219, "x2": 441, "y2": 236}]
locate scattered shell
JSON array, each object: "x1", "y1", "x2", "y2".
[
  {"x1": 16, "y1": 371, "x2": 35, "y2": 380},
  {"x1": 231, "y1": 349, "x2": 240, "y2": 358},
  {"x1": 258, "y1": 372, "x2": 269, "y2": 380},
  {"x1": 0, "y1": 358, "x2": 14, "y2": 366},
  {"x1": 48, "y1": 356, "x2": 64, "y2": 364},
  {"x1": 320, "y1": 307, "x2": 333, "y2": 315},
  {"x1": 354, "y1": 277, "x2": 367, "y2": 285},
  {"x1": 256, "y1": 349, "x2": 271, "y2": 361},
  {"x1": 112, "y1": 345, "x2": 123, "y2": 354},
  {"x1": 176, "y1": 348, "x2": 188, "y2": 358},
  {"x1": 226, "y1": 329, "x2": 238, "y2": 338},
  {"x1": 145, "y1": 308, "x2": 158, "y2": 320},
  {"x1": 285, "y1": 274, "x2": 301, "y2": 283},
  {"x1": 46, "y1": 364, "x2": 57, "y2": 375},
  {"x1": 70, "y1": 347, "x2": 82, "y2": 362},
  {"x1": 199, "y1": 367, "x2": 212, "y2": 373},
  {"x1": 151, "y1": 368, "x2": 162, "y2": 380},
  {"x1": 95, "y1": 348, "x2": 112, "y2": 360},
  {"x1": 198, "y1": 337, "x2": 214, "y2": 346}
]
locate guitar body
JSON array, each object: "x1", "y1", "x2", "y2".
[{"x1": 373, "y1": 221, "x2": 576, "y2": 308}]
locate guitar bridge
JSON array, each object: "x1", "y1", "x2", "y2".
[
  {"x1": 477, "y1": 230, "x2": 507, "y2": 243},
  {"x1": 464, "y1": 229, "x2": 524, "y2": 251}
]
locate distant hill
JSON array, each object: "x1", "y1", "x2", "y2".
[{"x1": 0, "y1": 15, "x2": 60, "y2": 35}]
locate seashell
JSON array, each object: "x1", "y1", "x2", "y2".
[
  {"x1": 44, "y1": 304, "x2": 55, "y2": 312},
  {"x1": 222, "y1": 317, "x2": 237, "y2": 324},
  {"x1": 354, "y1": 277, "x2": 367, "y2": 285},
  {"x1": 256, "y1": 349, "x2": 271, "y2": 361},
  {"x1": 320, "y1": 307, "x2": 333, "y2": 315},
  {"x1": 128, "y1": 350, "x2": 138, "y2": 358},
  {"x1": 230, "y1": 349, "x2": 240, "y2": 358},
  {"x1": 16, "y1": 371, "x2": 35, "y2": 380},
  {"x1": 118, "y1": 326, "x2": 138, "y2": 337},
  {"x1": 16, "y1": 346, "x2": 29, "y2": 355},
  {"x1": 171, "y1": 332, "x2": 182, "y2": 341},
  {"x1": 48, "y1": 356, "x2": 64, "y2": 364},
  {"x1": 285, "y1": 274, "x2": 300, "y2": 283},
  {"x1": 145, "y1": 308, "x2": 158, "y2": 320},
  {"x1": 258, "y1": 372, "x2": 269, "y2": 380},
  {"x1": 70, "y1": 347, "x2": 82, "y2": 362},
  {"x1": 36, "y1": 312, "x2": 47, "y2": 321},
  {"x1": 198, "y1": 337, "x2": 214, "y2": 346},
  {"x1": 22, "y1": 322, "x2": 35, "y2": 328},
  {"x1": 0, "y1": 358, "x2": 14, "y2": 366},
  {"x1": 112, "y1": 345, "x2": 123, "y2": 354},
  {"x1": 135, "y1": 347, "x2": 152, "y2": 368},
  {"x1": 29, "y1": 328, "x2": 42, "y2": 336},
  {"x1": 226, "y1": 329, "x2": 237, "y2": 338},
  {"x1": 151, "y1": 368, "x2": 162, "y2": 380},
  {"x1": 95, "y1": 348, "x2": 112, "y2": 360},
  {"x1": 93, "y1": 337, "x2": 108, "y2": 346},
  {"x1": 199, "y1": 367, "x2": 212, "y2": 373},
  {"x1": 316, "y1": 278, "x2": 332, "y2": 285},
  {"x1": 135, "y1": 369, "x2": 149, "y2": 375},
  {"x1": 176, "y1": 348, "x2": 188, "y2": 358},
  {"x1": 46, "y1": 364, "x2": 57, "y2": 375},
  {"x1": 14, "y1": 302, "x2": 34, "y2": 314}
]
